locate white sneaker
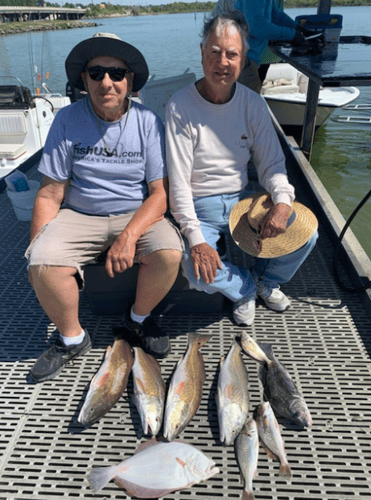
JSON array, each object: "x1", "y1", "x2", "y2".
[
  {"x1": 233, "y1": 295, "x2": 256, "y2": 326},
  {"x1": 257, "y1": 284, "x2": 290, "y2": 312}
]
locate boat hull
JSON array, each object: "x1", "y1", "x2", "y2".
[
  {"x1": 265, "y1": 97, "x2": 334, "y2": 129},
  {"x1": 262, "y1": 63, "x2": 360, "y2": 134}
]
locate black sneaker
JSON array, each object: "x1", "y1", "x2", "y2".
[
  {"x1": 122, "y1": 309, "x2": 171, "y2": 358},
  {"x1": 29, "y1": 330, "x2": 92, "y2": 383}
]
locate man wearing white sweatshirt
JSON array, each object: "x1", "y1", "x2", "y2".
[{"x1": 165, "y1": 11, "x2": 317, "y2": 326}]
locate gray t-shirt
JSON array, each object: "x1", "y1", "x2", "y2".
[{"x1": 38, "y1": 98, "x2": 166, "y2": 215}]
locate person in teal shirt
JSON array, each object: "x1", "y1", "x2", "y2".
[{"x1": 214, "y1": 0, "x2": 308, "y2": 93}]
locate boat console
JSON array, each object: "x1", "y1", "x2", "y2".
[{"x1": 0, "y1": 84, "x2": 34, "y2": 110}]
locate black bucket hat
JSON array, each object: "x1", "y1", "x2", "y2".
[{"x1": 65, "y1": 32, "x2": 149, "y2": 92}]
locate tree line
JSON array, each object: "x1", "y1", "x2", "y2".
[{"x1": 0, "y1": 0, "x2": 370, "y2": 13}]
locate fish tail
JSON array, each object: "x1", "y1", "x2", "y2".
[
  {"x1": 258, "y1": 342, "x2": 274, "y2": 360},
  {"x1": 240, "y1": 333, "x2": 269, "y2": 364},
  {"x1": 189, "y1": 331, "x2": 212, "y2": 348},
  {"x1": 88, "y1": 465, "x2": 117, "y2": 492},
  {"x1": 279, "y1": 463, "x2": 292, "y2": 479},
  {"x1": 242, "y1": 490, "x2": 255, "y2": 500}
]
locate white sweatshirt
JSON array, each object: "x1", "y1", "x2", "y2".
[{"x1": 165, "y1": 82, "x2": 295, "y2": 247}]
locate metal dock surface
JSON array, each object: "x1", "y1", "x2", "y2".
[{"x1": 1, "y1": 141, "x2": 371, "y2": 500}]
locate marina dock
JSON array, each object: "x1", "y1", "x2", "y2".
[{"x1": 1, "y1": 125, "x2": 370, "y2": 499}]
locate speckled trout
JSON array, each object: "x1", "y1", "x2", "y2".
[
  {"x1": 88, "y1": 439, "x2": 219, "y2": 496},
  {"x1": 78, "y1": 337, "x2": 134, "y2": 427},
  {"x1": 216, "y1": 340, "x2": 249, "y2": 446},
  {"x1": 132, "y1": 347, "x2": 166, "y2": 436},
  {"x1": 163, "y1": 332, "x2": 212, "y2": 441},
  {"x1": 255, "y1": 402, "x2": 292, "y2": 478},
  {"x1": 234, "y1": 419, "x2": 259, "y2": 500},
  {"x1": 240, "y1": 332, "x2": 312, "y2": 428}
]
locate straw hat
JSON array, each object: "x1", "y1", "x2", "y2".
[
  {"x1": 65, "y1": 32, "x2": 149, "y2": 92},
  {"x1": 229, "y1": 192, "x2": 318, "y2": 258}
]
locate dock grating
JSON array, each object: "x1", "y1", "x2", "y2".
[{"x1": 1, "y1": 164, "x2": 371, "y2": 500}]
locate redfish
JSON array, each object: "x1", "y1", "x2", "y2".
[
  {"x1": 163, "y1": 332, "x2": 212, "y2": 441},
  {"x1": 216, "y1": 340, "x2": 249, "y2": 445},
  {"x1": 78, "y1": 337, "x2": 134, "y2": 426},
  {"x1": 132, "y1": 346, "x2": 165, "y2": 436}
]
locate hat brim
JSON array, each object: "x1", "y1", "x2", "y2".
[
  {"x1": 229, "y1": 193, "x2": 318, "y2": 258},
  {"x1": 65, "y1": 37, "x2": 149, "y2": 93}
]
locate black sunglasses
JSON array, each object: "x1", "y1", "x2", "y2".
[{"x1": 85, "y1": 66, "x2": 130, "y2": 82}]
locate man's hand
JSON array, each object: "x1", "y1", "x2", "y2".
[
  {"x1": 190, "y1": 242, "x2": 223, "y2": 284},
  {"x1": 296, "y1": 25, "x2": 318, "y2": 37},
  {"x1": 105, "y1": 234, "x2": 136, "y2": 278},
  {"x1": 259, "y1": 203, "x2": 291, "y2": 240},
  {"x1": 290, "y1": 30, "x2": 306, "y2": 46}
]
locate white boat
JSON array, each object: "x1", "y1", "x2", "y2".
[
  {"x1": 0, "y1": 77, "x2": 70, "y2": 180},
  {"x1": 262, "y1": 63, "x2": 360, "y2": 135}
]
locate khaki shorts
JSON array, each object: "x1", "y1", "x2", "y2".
[{"x1": 25, "y1": 208, "x2": 184, "y2": 287}]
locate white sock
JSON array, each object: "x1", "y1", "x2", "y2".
[
  {"x1": 130, "y1": 307, "x2": 150, "y2": 324},
  {"x1": 60, "y1": 329, "x2": 85, "y2": 346}
]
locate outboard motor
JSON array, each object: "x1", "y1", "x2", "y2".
[{"x1": 66, "y1": 82, "x2": 87, "y2": 103}]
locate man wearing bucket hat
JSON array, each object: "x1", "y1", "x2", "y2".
[
  {"x1": 166, "y1": 11, "x2": 318, "y2": 326},
  {"x1": 25, "y1": 33, "x2": 183, "y2": 383}
]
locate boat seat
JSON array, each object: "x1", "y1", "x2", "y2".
[
  {"x1": 262, "y1": 82, "x2": 300, "y2": 95},
  {"x1": 139, "y1": 71, "x2": 196, "y2": 123},
  {"x1": 262, "y1": 63, "x2": 300, "y2": 95},
  {"x1": 0, "y1": 113, "x2": 28, "y2": 137},
  {"x1": 0, "y1": 143, "x2": 27, "y2": 160}
]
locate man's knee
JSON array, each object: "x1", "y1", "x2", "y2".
[
  {"x1": 28, "y1": 265, "x2": 78, "y2": 288},
  {"x1": 141, "y1": 249, "x2": 182, "y2": 270},
  {"x1": 180, "y1": 255, "x2": 208, "y2": 292}
]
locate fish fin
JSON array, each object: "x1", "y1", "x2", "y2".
[
  {"x1": 97, "y1": 371, "x2": 111, "y2": 388},
  {"x1": 243, "y1": 490, "x2": 256, "y2": 500},
  {"x1": 174, "y1": 380, "x2": 186, "y2": 394},
  {"x1": 279, "y1": 463, "x2": 292, "y2": 478},
  {"x1": 115, "y1": 476, "x2": 170, "y2": 499},
  {"x1": 261, "y1": 443, "x2": 279, "y2": 462},
  {"x1": 88, "y1": 465, "x2": 117, "y2": 492},
  {"x1": 176, "y1": 456, "x2": 187, "y2": 466}
]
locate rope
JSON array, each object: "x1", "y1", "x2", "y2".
[{"x1": 333, "y1": 188, "x2": 371, "y2": 293}]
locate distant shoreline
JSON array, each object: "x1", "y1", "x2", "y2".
[{"x1": 0, "y1": 20, "x2": 99, "y2": 36}]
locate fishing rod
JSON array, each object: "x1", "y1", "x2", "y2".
[{"x1": 333, "y1": 188, "x2": 371, "y2": 293}]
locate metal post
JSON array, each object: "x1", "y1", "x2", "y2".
[
  {"x1": 300, "y1": 78, "x2": 320, "y2": 159},
  {"x1": 317, "y1": 0, "x2": 332, "y2": 14}
]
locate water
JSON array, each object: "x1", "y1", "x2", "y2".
[{"x1": 0, "y1": 6, "x2": 370, "y2": 258}]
